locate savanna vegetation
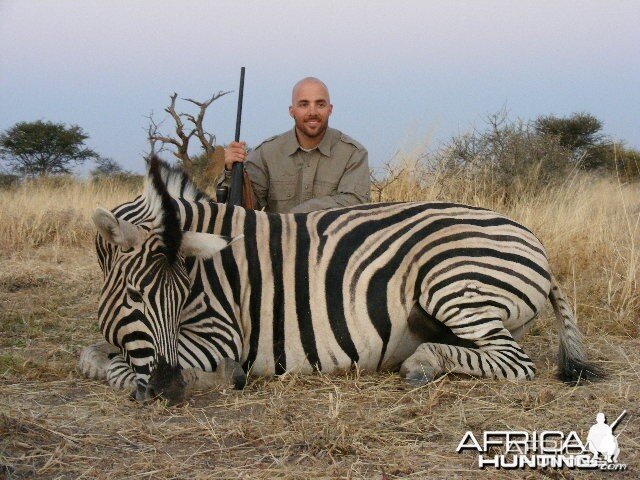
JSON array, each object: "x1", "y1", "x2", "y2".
[{"x1": 0, "y1": 111, "x2": 638, "y2": 478}]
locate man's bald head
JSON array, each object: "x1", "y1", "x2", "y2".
[
  {"x1": 289, "y1": 77, "x2": 333, "y2": 148},
  {"x1": 291, "y1": 77, "x2": 330, "y2": 104}
]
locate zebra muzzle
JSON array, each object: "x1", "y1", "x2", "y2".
[{"x1": 144, "y1": 357, "x2": 188, "y2": 405}]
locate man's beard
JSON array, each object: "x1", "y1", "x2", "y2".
[{"x1": 296, "y1": 117, "x2": 328, "y2": 139}]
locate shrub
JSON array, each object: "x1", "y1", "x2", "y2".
[
  {"x1": 418, "y1": 111, "x2": 574, "y2": 204},
  {"x1": 91, "y1": 172, "x2": 144, "y2": 190},
  {"x1": 0, "y1": 173, "x2": 20, "y2": 189}
]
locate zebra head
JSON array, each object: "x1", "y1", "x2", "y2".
[{"x1": 92, "y1": 156, "x2": 242, "y2": 403}]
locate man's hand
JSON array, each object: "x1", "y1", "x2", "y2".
[{"x1": 225, "y1": 141, "x2": 247, "y2": 171}]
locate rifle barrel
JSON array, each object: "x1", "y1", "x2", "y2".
[
  {"x1": 228, "y1": 67, "x2": 246, "y2": 206},
  {"x1": 234, "y1": 67, "x2": 245, "y2": 143},
  {"x1": 610, "y1": 410, "x2": 627, "y2": 431}
]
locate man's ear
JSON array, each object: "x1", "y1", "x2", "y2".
[
  {"x1": 180, "y1": 232, "x2": 244, "y2": 259},
  {"x1": 92, "y1": 207, "x2": 144, "y2": 249}
]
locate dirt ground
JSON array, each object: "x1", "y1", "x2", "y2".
[{"x1": 1, "y1": 246, "x2": 638, "y2": 479}]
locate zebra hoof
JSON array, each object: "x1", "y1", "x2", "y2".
[
  {"x1": 218, "y1": 358, "x2": 247, "y2": 390},
  {"x1": 400, "y1": 362, "x2": 440, "y2": 387},
  {"x1": 132, "y1": 383, "x2": 157, "y2": 404},
  {"x1": 404, "y1": 371, "x2": 436, "y2": 387}
]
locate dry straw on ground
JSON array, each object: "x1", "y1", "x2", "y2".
[{"x1": 1, "y1": 163, "x2": 639, "y2": 479}]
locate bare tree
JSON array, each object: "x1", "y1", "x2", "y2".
[
  {"x1": 181, "y1": 94, "x2": 223, "y2": 166},
  {"x1": 144, "y1": 111, "x2": 169, "y2": 158},
  {"x1": 369, "y1": 156, "x2": 404, "y2": 203},
  {"x1": 147, "y1": 91, "x2": 230, "y2": 173}
]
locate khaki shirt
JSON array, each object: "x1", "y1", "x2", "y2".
[{"x1": 219, "y1": 128, "x2": 370, "y2": 214}]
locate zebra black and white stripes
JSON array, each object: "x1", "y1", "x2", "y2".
[{"x1": 78, "y1": 157, "x2": 600, "y2": 403}]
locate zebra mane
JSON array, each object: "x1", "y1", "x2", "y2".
[
  {"x1": 145, "y1": 156, "x2": 201, "y2": 263},
  {"x1": 103, "y1": 158, "x2": 211, "y2": 266},
  {"x1": 146, "y1": 157, "x2": 211, "y2": 202}
]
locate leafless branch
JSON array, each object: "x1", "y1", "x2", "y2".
[
  {"x1": 182, "y1": 91, "x2": 231, "y2": 158},
  {"x1": 144, "y1": 111, "x2": 169, "y2": 157},
  {"x1": 144, "y1": 91, "x2": 230, "y2": 173},
  {"x1": 369, "y1": 155, "x2": 404, "y2": 202}
]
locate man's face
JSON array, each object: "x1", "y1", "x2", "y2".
[{"x1": 289, "y1": 81, "x2": 333, "y2": 141}]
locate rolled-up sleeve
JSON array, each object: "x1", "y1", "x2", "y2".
[{"x1": 290, "y1": 148, "x2": 370, "y2": 214}]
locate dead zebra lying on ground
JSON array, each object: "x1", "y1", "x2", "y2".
[{"x1": 78, "y1": 157, "x2": 601, "y2": 404}]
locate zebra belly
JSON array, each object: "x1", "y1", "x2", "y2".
[{"x1": 244, "y1": 307, "x2": 417, "y2": 376}]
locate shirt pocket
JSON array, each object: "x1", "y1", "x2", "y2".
[
  {"x1": 269, "y1": 181, "x2": 296, "y2": 201},
  {"x1": 267, "y1": 181, "x2": 296, "y2": 213},
  {"x1": 313, "y1": 180, "x2": 339, "y2": 197}
]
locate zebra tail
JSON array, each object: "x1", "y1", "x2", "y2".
[{"x1": 549, "y1": 275, "x2": 604, "y2": 384}]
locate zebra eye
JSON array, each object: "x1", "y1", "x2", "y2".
[{"x1": 127, "y1": 287, "x2": 143, "y2": 303}]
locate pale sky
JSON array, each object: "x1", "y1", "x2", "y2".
[{"x1": 1, "y1": 0, "x2": 638, "y2": 174}]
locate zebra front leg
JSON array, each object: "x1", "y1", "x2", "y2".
[
  {"x1": 77, "y1": 341, "x2": 137, "y2": 393},
  {"x1": 105, "y1": 355, "x2": 137, "y2": 392},
  {"x1": 181, "y1": 358, "x2": 247, "y2": 391},
  {"x1": 77, "y1": 341, "x2": 120, "y2": 380},
  {"x1": 400, "y1": 319, "x2": 536, "y2": 385}
]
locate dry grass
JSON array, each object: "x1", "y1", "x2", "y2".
[
  {"x1": 1, "y1": 168, "x2": 639, "y2": 478},
  {"x1": 0, "y1": 177, "x2": 140, "y2": 252}
]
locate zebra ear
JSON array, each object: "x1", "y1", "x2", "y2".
[
  {"x1": 180, "y1": 232, "x2": 244, "y2": 259},
  {"x1": 92, "y1": 207, "x2": 144, "y2": 249}
]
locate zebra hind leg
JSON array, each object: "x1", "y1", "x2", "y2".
[
  {"x1": 77, "y1": 341, "x2": 137, "y2": 393},
  {"x1": 400, "y1": 314, "x2": 536, "y2": 385},
  {"x1": 406, "y1": 304, "x2": 478, "y2": 349}
]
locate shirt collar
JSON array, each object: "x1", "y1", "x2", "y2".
[{"x1": 285, "y1": 128, "x2": 333, "y2": 157}]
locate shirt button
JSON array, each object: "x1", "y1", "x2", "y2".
[{"x1": 304, "y1": 185, "x2": 309, "y2": 190}]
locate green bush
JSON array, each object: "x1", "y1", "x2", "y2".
[
  {"x1": 427, "y1": 112, "x2": 574, "y2": 202},
  {"x1": 0, "y1": 173, "x2": 20, "y2": 189}
]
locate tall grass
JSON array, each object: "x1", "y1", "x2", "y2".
[{"x1": 0, "y1": 176, "x2": 140, "y2": 252}]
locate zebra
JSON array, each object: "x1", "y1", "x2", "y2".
[{"x1": 78, "y1": 156, "x2": 601, "y2": 404}]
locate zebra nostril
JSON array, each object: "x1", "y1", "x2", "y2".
[{"x1": 145, "y1": 383, "x2": 156, "y2": 400}]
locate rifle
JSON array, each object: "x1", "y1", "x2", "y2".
[
  {"x1": 611, "y1": 410, "x2": 627, "y2": 432},
  {"x1": 215, "y1": 67, "x2": 246, "y2": 204},
  {"x1": 227, "y1": 67, "x2": 246, "y2": 206}
]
